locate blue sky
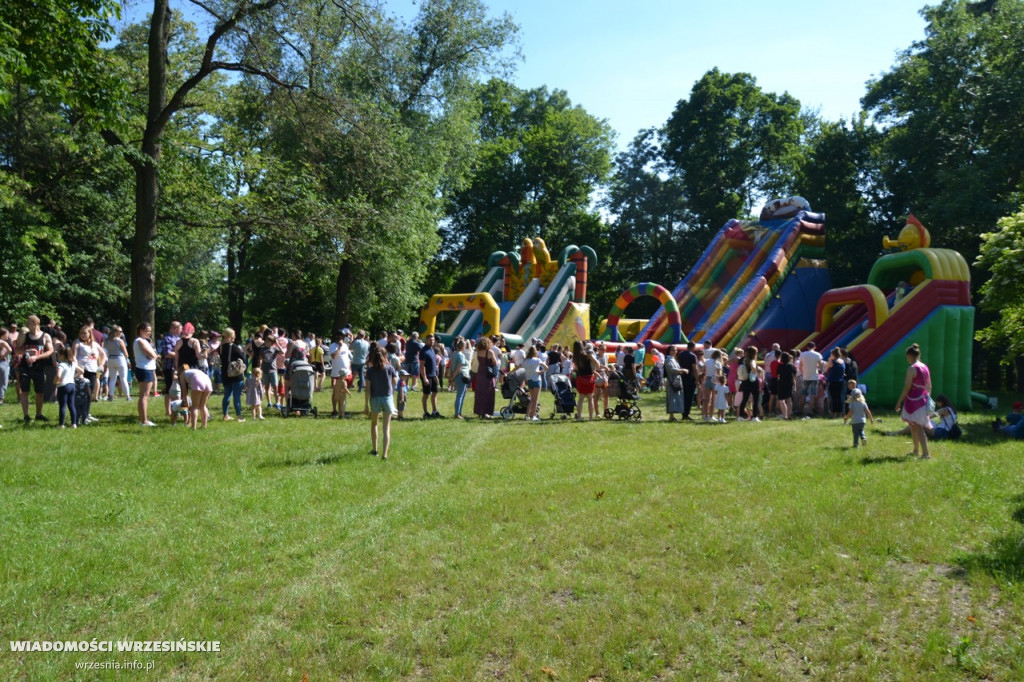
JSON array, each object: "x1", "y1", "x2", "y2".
[
  {"x1": 398, "y1": 0, "x2": 929, "y2": 149},
  {"x1": 119, "y1": 0, "x2": 929, "y2": 148}
]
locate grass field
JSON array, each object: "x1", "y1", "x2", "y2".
[{"x1": 2, "y1": 386, "x2": 1024, "y2": 680}]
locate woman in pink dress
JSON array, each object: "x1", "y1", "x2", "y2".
[
  {"x1": 895, "y1": 343, "x2": 932, "y2": 459},
  {"x1": 472, "y1": 337, "x2": 500, "y2": 419}
]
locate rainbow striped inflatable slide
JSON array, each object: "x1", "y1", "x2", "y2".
[{"x1": 619, "y1": 197, "x2": 831, "y2": 351}]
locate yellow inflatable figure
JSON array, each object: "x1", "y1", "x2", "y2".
[
  {"x1": 506, "y1": 237, "x2": 563, "y2": 299},
  {"x1": 883, "y1": 213, "x2": 932, "y2": 251}
]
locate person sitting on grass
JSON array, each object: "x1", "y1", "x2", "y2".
[
  {"x1": 885, "y1": 394, "x2": 958, "y2": 440},
  {"x1": 993, "y1": 400, "x2": 1024, "y2": 439}
]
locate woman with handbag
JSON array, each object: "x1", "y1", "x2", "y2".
[
  {"x1": 737, "y1": 346, "x2": 762, "y2": 422},
  {"x1": 472, "y1": 336, "x2": 500, "y2": 419},
  {"x1": 219, "y1": 327, "x2": 247, "y2": 422}
]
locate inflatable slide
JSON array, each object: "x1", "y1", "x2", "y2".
[
  {"x1": 419, "y1": 239, "x2": 596, "y2": 348},
  {"x1": 798, "y1": 217, "x2": 974, "y2": 407},
  {"x1": 626, "y1": 197, "x2": 830, "y2": 351}
]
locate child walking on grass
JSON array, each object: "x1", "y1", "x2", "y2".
[
  {"x1": 246, "y1": 367, "x2": 265, "y2": 420},
  {"x1": 843, "y1": 388, "x2": 874, "y2": 447}
]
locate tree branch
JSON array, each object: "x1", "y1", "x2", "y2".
[
  {"x1": 155, "y1": 0, "x2": 289, "y2": 135},
  {"x1": 100, "y1": 129, "x2": 145, "y2": 171}
]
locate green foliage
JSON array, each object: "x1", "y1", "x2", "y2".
[
  {"x1": 662, "y1": 68, "x2": 804, "y2": 232},
  {"x1": 863, "y1": 0, "x2": 1024, "y2": 266},
  {"x1": 602, "y1": 129, "x2": 695, "y2": 317},
  {"x1": 441, "y1": 79, "x2": 614, "y2": 269},
  {"x1": 0, "y1": 80, "x2": 133, "y2": 326},
  {"x1": 975, "y1": 208, "x2": 1024, "y2": 359},
  {"x1": 796, "y1": 116, "x2": 888, "y2": 287},
  {"x1": 0, "y1": 0, "x2": 124, "y2": 114}
]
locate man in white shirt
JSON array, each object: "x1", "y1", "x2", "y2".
[
  {"x1": 798, "y1": 342, "x2": 823, "y2": 416},
  {"x1": 510, "y1": 344, "x2": 526, "y2": 370}
]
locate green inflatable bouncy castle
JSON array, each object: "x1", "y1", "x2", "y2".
[{"x1": 798, "y1": 216, "x2": 974, "y2": 408}]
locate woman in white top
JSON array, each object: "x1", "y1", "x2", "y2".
[
  {"x1": 132, "y1": 322, "x2": 159, "y2": 426},
  {"x1": 702, "y1": 349, "x2": 723, "y2": 420},
  {"x1": 450, "y1": 338, "x2": 472, "y2": 420},
  {"x1": 104, "y1": 325, "x2": 131, "y2": 401},
  {"x1": 72, "y1": 325, "x2": 105, "y2": 405},
  {"x1": 55, "y1": 346, "x2": 79, "y2": 428},
  {"x1": 521, "y1": 346, "x2": 548, "y2": 421}
]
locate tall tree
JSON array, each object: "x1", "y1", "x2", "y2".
[
  {"x1": 101, "y1": 0, "x2": 304, "y2": 335},
  {"x1": 219, "y1": 0, "x2": 517, "y2": 331},
  {"x1": 862, "y1": 0, "x2": 1024, "y2": 264},
  {"x1": 0, "y1": 0, "x2": 130, "y2": 324},
  {"x1": 662, "y1": 68, "x2": 804, "y2": 232},
  {"x1": 796, "y1": 116, "x2": 887, "y2": 287},
  {"x1": 975, "y1": 207, "x2": 1024, "y2": 362},
  {"x1": 602, "y1": 128, "x2": 693, "y2": 316},
  {"x1": 441, "y1": 78, "x2": 613, "y2": 278}
]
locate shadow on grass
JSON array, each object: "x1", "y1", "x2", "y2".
[
  {"x1": 859, "y1": 455, "x2": 911, "y2": 465},
  {"x1": 257, "y1": 451, "x2": 357, "y2": 468},
  {"x1": 954, "y1": 494, "x2": 1024, "y2": 583},
  {"x1": 89, "y1": 414, "x2": 144, "y2": 426}
]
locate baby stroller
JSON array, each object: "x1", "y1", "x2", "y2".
[
  {"x1": 645, "y1": 362, "x2": 664, "y2": 392},
  {"x1": 548, "y1": 373, "x2": 576, "y2": 419},
  {"x1": 282, "y1": 360, "x2": 318, "y2": 418},
  {"x1": 604, "y1": 369, "x2": 642, "y2": 421},
  {"x1": 499, "y1": 367, "x2": 532, "y2": 419}
]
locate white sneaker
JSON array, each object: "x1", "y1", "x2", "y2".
[
  {"x1": 85, "y1": 415, "x2": 98, "y2": 424},
  {"x1": 752, "y1": 417, "x2": 761, "y2": 422},
  {"x1": 140, "y1": 420, "x2": 156, "y2": 427}
]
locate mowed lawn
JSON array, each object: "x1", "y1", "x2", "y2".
[{"x1": 2, "y1": 388, "x2": 1024, "y2": 680}]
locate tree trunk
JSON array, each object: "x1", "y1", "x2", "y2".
[
  {"x1": 130, "y1": 161, "x2": 159, "y2": 333},
  {"x1": 226, "y1": 223, "x2": 246, "y2": 333},
  {"x1": 334, "y1": 258, "x2": 354, "y2": 330},
  {"x1": 129, "y1": 0, "x2": 169, "y2": 335}
]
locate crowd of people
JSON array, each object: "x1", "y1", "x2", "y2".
[{"x1": 3, "y1": 315, "x2": 1020, "y2": 455}]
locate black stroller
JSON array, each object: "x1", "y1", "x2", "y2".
[
  {"x1": 644, "y1": 361, "x2": 664, "y2": 392},
  {"x1": 499, "y1": 368, "x2": 532, "y2": 419},
  {"x1": 604, "y1": 369, "x2": 642, "y2": 421},
  {"x1": 548, "y1": 373, "x2": 576, "y2": 419},
  {"x1": 282, "y1": 360, "x2": 318, "y2": 418}
]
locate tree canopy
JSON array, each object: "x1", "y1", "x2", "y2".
[
  {"x1": 440, "y1": 78, "x2": 613, "y2": 286},
  {"x1": 661, "y1": 68, "x2": 804, "y2": 233},
  {"x1": 2, "y1": 0, "x2": 1024, "y2": 391}
]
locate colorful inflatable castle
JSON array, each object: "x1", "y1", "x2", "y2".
[
  {"x1": 419, "y1": 238, "x2": 596, "y2": 348},
  {"x1": 601, "y1": 197, "x2": 832, "y2": 352},
  {"x1": 795, "y1": 215, "x2": 974, "y2": 407}
]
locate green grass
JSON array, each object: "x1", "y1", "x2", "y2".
[{"x1": 2, "y1": 388, "x2": 1024, "y2": 680}]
